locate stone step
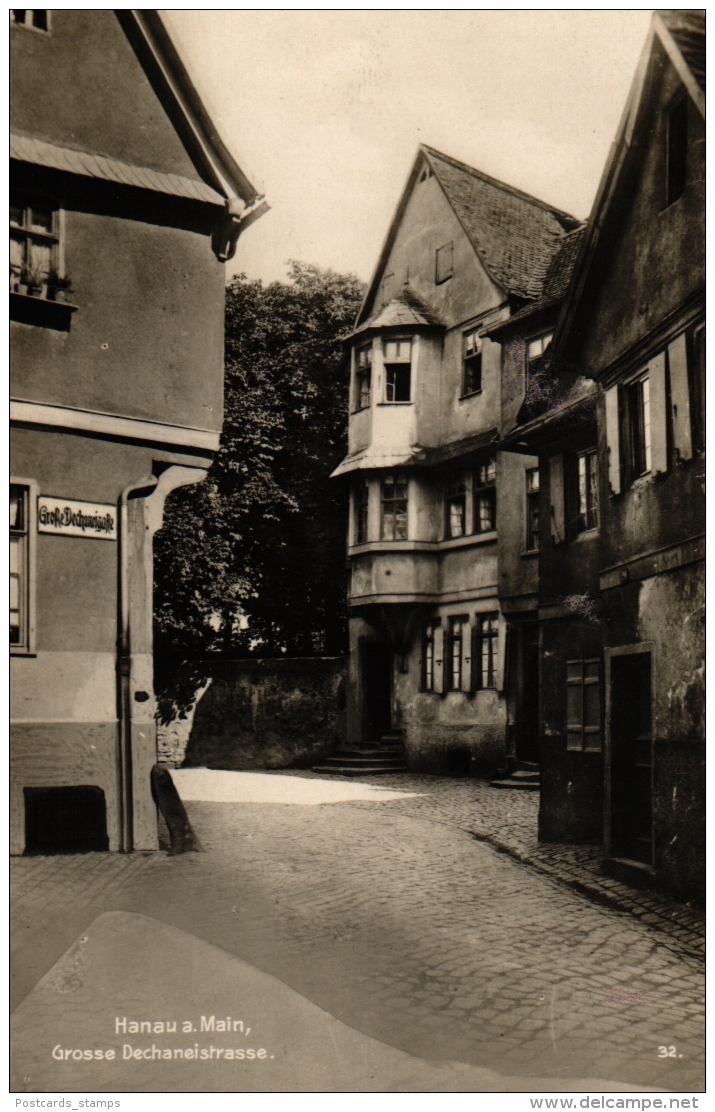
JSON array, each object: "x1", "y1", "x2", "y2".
[
  {"x1": 489, "y1": 777, "x2": 540, "y2": 791},
  {"x1": 320, "y1": 757, "x2": 406, "y2": 768},
  {"x1": 313, "y1": 763, "x2": 407, "y2": 776}
]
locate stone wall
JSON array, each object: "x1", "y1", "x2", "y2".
[{"x1": 158, "y1": 658, "x2": 347, "y2": 771}]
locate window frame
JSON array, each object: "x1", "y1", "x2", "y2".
[
  {"x1": 475, "y1": 613, "x2": 499, "y2": 691},
  {"x1": 10, "y1": 477, "x2": 38, "y2": 655},
  {"x1": 623, "y1": 372, "x2": 652, "y2": 482},
  {"x1": 445, "y1": 478, "x2": 467, "y2": 539},
  {"x1": 574, "y1": 449, "x2": 599, "y2": 534},
  {"x1": 566, "y1": 658, "x2": 602, "y2": 752},
  {"x1": 462, "y1": 329, "x2": 483, "y2": 397},
  {"x1": 354, "y1": 343, "x2": 372, "y2": 412},
  {"x1": 10, "y1": 194, "x2": 63, "y2": 297},
  {"x1": 447, "y1": 615, "x2": 468, "y2": 692},
  {"x1": 473, "y1": 456, "x2": 497, "y2": 534},
  {"x1": 421, "y1": 621, "x2": 438, "y2": 692},
  {"x1": 380, "y1": 473, "x2": 408, "y2": 540},
  {"x1": 383, "y1": 337, "x2": 412, "y2": 404},
  {"x1": 525, "y1": 467, "x2": 539, "y2": 552},
  {"x1": 435, "y1": 242, "x2": 453, "y2": 285},
  {"x1": 353, "y1": 479, "x2": 369, "y2": 545},
  {"x1": 10, "y1": 10, "x2": 50, "y2": 32}
]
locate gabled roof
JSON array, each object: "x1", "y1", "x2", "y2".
[
  {"x1": 554, "y1": 9, "x2": 705, "y2": 362},
  {"x1": 346, "y1": 286, "x2": 445, "y2": 340},
  {"x1": 355, "y1": 144, "x2": 581, "y2": 327},
  {"x1": 116, "y1": 11, "x2": 264, "y2": 208},
  {"x1": 424, "y1": 147, "x2": 581, "y2": 299}
]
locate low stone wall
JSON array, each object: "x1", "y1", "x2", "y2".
[{"x1": 159, "y1": 657, "x2": 347, "y2": 771}]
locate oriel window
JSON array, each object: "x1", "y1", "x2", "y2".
[
  {"x1": 384, "y1": 338, "x2": 412, "y2": 403},
  {"x1": 381, "y1": 474, "x2": 408, "y2": 540},
  {"x1": 576, "y1": 450, "x2": 599, "y2": 533},
  {"x1": 446, "y1": 479, "x2": 466, "y2": 539},
  {"x1": 566, "y1": 659, "x2": 602, "y2": 752},
  {"x1": 526, "y1": 468, "x2": 539, "y2": 551},
  {"x1": 463, "y1": 330, "x2": 482, "y2": 396},
  {"x1": 10, "y1": 485, "x2": 28, "y2": 647},
  {"x1": 474, "y1": 456, "x2": 496, "y2": 533},
  {"x1": 477, "y1": 614, "x2": 499, "y2": 690},
  {"x1": 355, "y1": 344, "x2": 372, "y2": 410},
  {"x1": 354, "y1": 480, "x2": 369, "y2": 545}
]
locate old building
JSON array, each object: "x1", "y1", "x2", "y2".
[
  {"x1": 496, "y1": 9, "x2": 704, "y2": 902},
  {"x1": 10, "y1": 10, "x2": 266, "y2": 853},
  {"x1": 331, "y1": 146, "x2": 581, "y2": 775}
]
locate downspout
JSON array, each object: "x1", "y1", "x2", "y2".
[{"x1": 117, "y1": 475, "x2": 157, "y2": 853}]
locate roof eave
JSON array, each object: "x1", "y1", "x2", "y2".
[{"x1": 117, "y1": 10, "x2": 265, "y2": 207}]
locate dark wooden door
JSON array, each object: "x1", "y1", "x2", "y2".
[
  {"x1": 610, "y1": 652, "x2": 653, "y2": 864},
  {"x1": 363, "y1": 640, "x2": 392, "y2": 742}
]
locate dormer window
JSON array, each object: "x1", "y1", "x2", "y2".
[
  {"x1": 435, "y1": 242, "x2": 453, "y2": 284},
  {"x1": 463, "y1": 329, "x2": 482, "y2": 396},
  {"x1": 383, "y1": 338, "x2": 411, "y2": 403},
  {"x1": 354, "y1": 344, "x2": 372, "y2": 410},
  {"x1": 11, "y1": 10, "x2": 48, "y2": 30}
]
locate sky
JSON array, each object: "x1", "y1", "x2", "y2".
[{"x1": 161, "y1": 9, "x2": 654, "y2": 288}]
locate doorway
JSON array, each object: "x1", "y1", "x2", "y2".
[
  {"x1": 362, "y1": 640, "x2": 393, "y2": 743},
  {"x1": 516, "y1": 624, "x2": 540, "y2": 764},
  {"x1": 609, "y1": 652, "x2": 653, "y2": 865}
]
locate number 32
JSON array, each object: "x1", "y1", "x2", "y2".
[{"x1": 658, "y1": 1046, "x2": 677, "y2": 1058}]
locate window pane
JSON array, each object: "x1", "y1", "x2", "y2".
[
  {"x1": 10, "y1": 487, "x2": 24, "y2": 529},
  {"x1": 29, "y1": 239, "x2": 51, "y2": 279},
  {"x1": 584, "y1": 731, "x2": 602, "y2": 753},
  {"x1": 566, "y1": 683, "x2": 582, "y2": 727},
  {"x1": 10, "y1": 536, "x2": 20, "y2": 574},
  {"x1": 584, "y1": 660, "x2": 599, "y2": 680},
  {"x1": 477, "y1": 492, "x2": 494, "y2": 532},
  {"x1": 527, "y1": 468, "x2": 539, "y2": 492},
  {"x1": 566, "y1": 731, "x2": 583, "y2": 752},
  {"x1": 10, "y1": 202, "x2": 23, "y2": 227},
  {"x1": 29, "y1": 202, "x2": 53, "y2": 233},
  {"x1": 10, "y1": 234, "x2": 24, "y2": 275},
  {"x1": 394, "y1": 505, "x2": 407, "y2": 539},
  {"x1": 528, "y1": 338, "x2": 543, "y2": 359},
  {"x1": 642, "y1": 376, "x2": 651, "y2": 472},
  {"x1": 10, "y1": 573, "x2": 19, "y2": 609},
  {"x1": 448, "y1": 499, "x2": 465, "y2": 538}
]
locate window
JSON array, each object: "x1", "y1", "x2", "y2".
[
  {"x1": 476, "y1": 614, "x2": 498, "y2": 690},
  {"x1": 526, "y1": 468, "x2": 539, "y2": 551},
  {"x1": 576, "y1": 450, "x2": 598, "y2": 533},
  {"x1": 474, "y1": 456, "x2": 496, "y2": 533},
  {"x1": 10, "y1": 195, "x2": 59, "y2": 296},
  {"x1": 566, "y1": 659, "x2": 601, "y2": 752},
  {"x1": 626, "y1": 374, "x2": 651, "y2": 478},
  {"x1": 355, "y1": 345, "x2": 372, "y2": 410},
  {"x1": 10, "y1": 485, "x2": 29, "y2": 648},
  {"x1": 435, "y1": 242, "x2": 453, "y2": 284},
  {"x1": 11, "y1": 10, "x2": 48, "y2": 30},
  {"x1": 447, "y1": 616, "x2": 468, "y2": 691},
  {"x1": 384, "y1": 338, "x2": 411, "y2": 403},
  {"x1": 381, "y1": 474, "x2": 408, "y2": 540},
  {"x1": 445, "y1": 480, "x2": 466, "y2": 539},
  {"x1": 422, "y1": 622, "x2": 437, "y2": 691},
  {"x1": 667, "y1": 95, "x2": 688, "y2": 206},
  {"x1": 527, "y1": 333, "x2": 553, "y2": 363},
  {"x1": 354, "y1": 480, "x2": 369, "y2": 545},
  {"x1": 690, "y1": 325, "x2": 705, "y2": 451},
  {"x1": 463, "y1": 330, "x2": 482, "y2": 396}
]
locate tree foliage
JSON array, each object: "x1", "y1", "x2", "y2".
[{"x1": 154, "y1": 261, "x2": 365, "y2": 661}]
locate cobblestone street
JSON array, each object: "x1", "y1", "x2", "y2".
[{"x1": 11, "y1": 772, "x2": 704, "y2": 1092}]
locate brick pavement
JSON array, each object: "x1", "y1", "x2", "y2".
[{"x1": 11, "y1": 771, "x2": 704, "y2": 1092}]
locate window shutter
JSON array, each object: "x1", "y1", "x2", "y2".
[
  {"x1": 649, "y1": 352, "x2": 668, "y2": 475},
  {"x1": 604, "y1": 385, "x2": 621, "y2": 495},
  {"x1": 668, "y1": 333, "x2": 692, "y2": 462},
  {"x1": 433, "y1": 625, "x2": 445, "y2": 694},
  {"x1": 461, "y1": 619, "x2": 471, "y2": 694},
  {"x1": 549, "y1": 454, "x2": 565, "y2": 544}
]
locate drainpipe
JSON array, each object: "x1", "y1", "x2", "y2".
[{"x1": 117, "y1": 475, "x2": 157, "y2": 853}]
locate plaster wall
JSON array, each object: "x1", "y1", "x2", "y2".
[
  {"x1": 10, "y1": 10, "x2": 203, "y2": 181},
  {"x1": 497, "y1": 450, "x2": 539, "y2": 602}
]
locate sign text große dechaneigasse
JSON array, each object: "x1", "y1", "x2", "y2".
[{"x1": 38, "y1": 496, "x2": 117, "y2": 540}]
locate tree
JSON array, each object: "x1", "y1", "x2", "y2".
[{"x1": 154, "y1": 261, "x2": 365, "y2": 664}]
